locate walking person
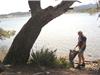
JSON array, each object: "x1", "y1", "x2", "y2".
[{"x1": 74, "y1": 31, "x2": 87, "y2": 69}]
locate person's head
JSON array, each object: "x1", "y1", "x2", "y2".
[{"x1": 78, "y1": 31, "x2": 83, "y2": 36}]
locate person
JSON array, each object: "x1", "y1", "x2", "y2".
[{"x1": 74, "y1": 31, "x2": 87, "y2": 69}]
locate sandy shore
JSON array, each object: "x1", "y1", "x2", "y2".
[{"x1": 0, "y1": 52, "x2": 6, "y2": 62}]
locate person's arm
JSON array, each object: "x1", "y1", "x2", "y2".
[{"x1": 74, "y1": 43, "x2": 79, "y2": 49}]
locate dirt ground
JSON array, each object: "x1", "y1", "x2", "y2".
[
  {"x1": 0, "y1": 62, "x2": 100, "y2": 75},
  {"x1": 0, "y1": 51, "x2": 100, "y2": 75}
]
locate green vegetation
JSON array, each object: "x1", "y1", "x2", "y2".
[
  {"x1": 29, "y1": 48, "x2": 71, "y2": 68},
  {"x1": 68, "y1": 7, "x2": 100, "y2": 15},
  {"x1": 78, "y1": 8, "x2": 99, "y2": 15},
  {"x1": 56, "y1": 57, "x2": 70, "y2": 68},
  {"x1": 0, "y1": 28, "x2": 16, "y2": 40},
  {"x1": 29, "y1": 48, "x2": 57, "y2": 67}
]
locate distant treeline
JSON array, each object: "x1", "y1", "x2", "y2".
[
  {"x1": 72, "y1": 7, "x2": 100, "y2": 14},
  {"x1": 0, "y1": 12, "x2": 31, "y2": 18}
]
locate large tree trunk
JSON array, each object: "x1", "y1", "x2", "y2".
[
  {"x1": 3, "y1": 1, "x2": 74, "y2": 65},
  {"x1": 28, "y1": 1, "x2": 41, "y2": 16}
]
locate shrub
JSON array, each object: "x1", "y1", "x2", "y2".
[
  {"x1": 0, "y1": 28, "x2": 16, "y2": 39},
  {"x1": 56, "y1": 57, "x2": 70, "y2": 68},
  {"x1": 29, "y1": 48, "x2": 72, "y2": 68},
  {"x1": 29, "y1": 48, "x2": 57, "y2": 67}
]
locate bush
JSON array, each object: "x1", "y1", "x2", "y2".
[
  {"x1": 29, "y1": 48, "x2": 72, "y2": 68},
  {"x1": 55, "y1": 57, "x2": 71, "y2": 68},
  {"x1": 29, "y1": 48, "x2": 57, "y2": 67},
  {"x1": 0, "y1": 28, "x2": 16, "y2": 39}
]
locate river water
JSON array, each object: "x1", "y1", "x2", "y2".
[{"x1": 0, "y1": 13, "x2": 100, "y2": 60}]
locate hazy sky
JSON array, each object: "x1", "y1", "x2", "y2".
[{"x1": 0, "y1": 0, "x2": 98, "y2": 14}]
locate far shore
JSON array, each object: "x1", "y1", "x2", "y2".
[{"x1": 0, "y1": 12, "x2": 31, "y2": 19}]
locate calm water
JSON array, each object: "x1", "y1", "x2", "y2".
[{"x1": 0, "y1": 13, "x2": 100, "y2": 60}]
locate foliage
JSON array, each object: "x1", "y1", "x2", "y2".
[
  {"x1": 29, "y1": 48, "x2": 57, "y2": 67},
  {"x1": 29, "y1": 48, "x2": 72, "y2": 68},
  {"x1": 79, "y1": 8, "x2": 98, "y2": 15},
  {"x1": 0, "y1": 28, "x2": 16, "y2": 40},
  {"x1": 55, "y1": 57, "x2": 72, "y2": 68},
  {"x1": 68, "y1": 7, "x2": 100, "y2": 15}
]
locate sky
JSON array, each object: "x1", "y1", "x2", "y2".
[{"x1": 0, "y1": 0, "x2": 98, "y2": 15}]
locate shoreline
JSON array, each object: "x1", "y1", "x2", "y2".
[{"x1": 0, "y1": 50, "x2": 100, "y2": 63}]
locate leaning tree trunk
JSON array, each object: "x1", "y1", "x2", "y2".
[
  {"x1": 3, "y1": 1, "x2": 74, "y2": 65},
  {"x1": 28, "y1": 1, "x2": 41, "y2": 16}
]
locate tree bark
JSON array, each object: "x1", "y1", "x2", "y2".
[
  {"x1": 3, "y1": 1, "x2": 74, "y2": 65},
  {"x1": 28, "y1": 1, "x2": 41, "y2": 16}
]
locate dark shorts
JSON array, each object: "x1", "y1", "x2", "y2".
[{"x1": 79, "y1": 46, "x2": 86, "y2": 53}]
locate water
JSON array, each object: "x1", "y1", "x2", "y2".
[
  {"x1": 0, "y1": 16, "x2": 30, "y2": 48},
  {"x1": 0, "y1": 13, "x2": 100, "y2": 60}
]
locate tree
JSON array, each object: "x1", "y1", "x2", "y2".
[
  {"x1": 3, "y1": 1, "x2": 75, "y2": 65},
  {"x1": 28, "y1": 1, "x2": 41, "y2": 16}
]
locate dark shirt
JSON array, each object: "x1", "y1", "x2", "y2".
[{"x1": 78, "y1": 36, "x2": 87, "y2": 48}]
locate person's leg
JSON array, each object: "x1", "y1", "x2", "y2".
[
  {"x1": 76, "y1": 47, "x2": 86, "y2": 69},
  {"x1": 78, "y1": 53, "x2": 82, "y2": 65},
  {"x1": 76, "y1": 53, "x2": 82, "y2": 69},
  {"x1": 81, "y1": 52, "x2": 85, "y2": 64},
  {"x1": 81, "y1": 47, "x2": 86, "y2": 66},
  {"x1": 80, "y1": 52, "x2": 85, "y2": 67}
]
